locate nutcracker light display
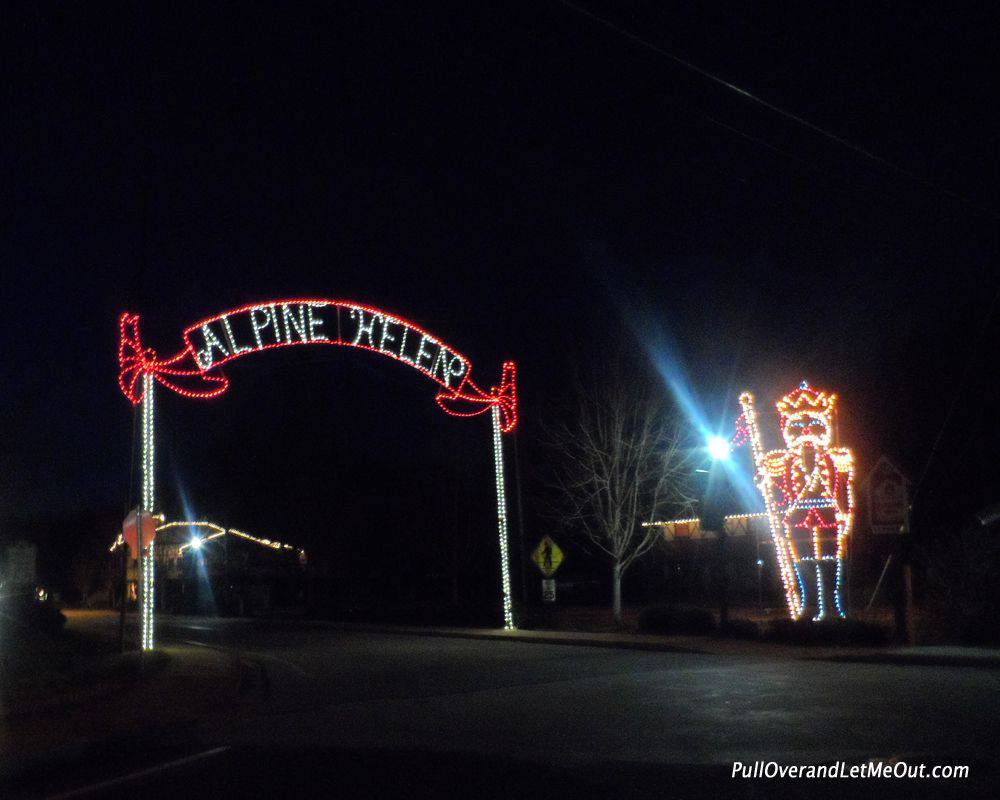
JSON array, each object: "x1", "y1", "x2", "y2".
[{"x1": 732, "y1": 382, "x2": 855, "y2": 621}]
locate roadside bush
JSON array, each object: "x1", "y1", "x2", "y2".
[
  {"x1": 637, "y1": 605, "x2": 716, "y2": 635},
  {"x1": 763, "y1": 617, "x2": 889, "y2": 646},
  {"x1": 0, "y1": 595, "x2": 66, "y2": 635},
  {"x1": 920, "y1": 522, "x2": 1000, "y2": 645}
]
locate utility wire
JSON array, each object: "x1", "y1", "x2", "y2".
[
  {"x1": 553, "y1": 0, "x2": 1000, "y2": 221},
  {"x1": 911, "y1": 284, "x2": 1000, "y2": 503}
]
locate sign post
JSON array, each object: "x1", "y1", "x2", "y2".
[{"x1": 866, "y1": 456, "x2": 913, "y2": 643}]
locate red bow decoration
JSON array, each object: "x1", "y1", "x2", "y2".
[
  {"x1": 436, "y1": 361, "x2": 518, "y2": 433},
  {"x1": 730, "y1": 412, "x2": 751, "y2": 449},
  {"x1": 118, "y1": 312, "x2": 229, "y2": 405}
]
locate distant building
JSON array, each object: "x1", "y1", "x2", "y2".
[
  {"x1": 642, "y1": 513, "x2": 779, "y2": 606},
  {"x1": 643, "y1": 512, "x2": 771, "y2": 542},
  {"x1": 110, "y1": 520, "x2": 307, "y2": 616}
]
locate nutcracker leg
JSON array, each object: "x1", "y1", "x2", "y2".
[
  {"x1": 813, "y1": 558, "x2": 844, "y2": 621},
  {"x1": 833, "y1": 531, "x2": 847, "y2": 618},
  {"x1": 791, "y1": 559, "x2": 807, "y2": 617},
  {"x1": 813, "y1": 561, "x2": 826, "y2": 621},
  {"x1": 786, "y1": 531, "x2": 807, "y2": 619}
]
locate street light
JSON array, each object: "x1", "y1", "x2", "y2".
[
  {"x1": 189, "y1": 536, "x2": 203, "y2": 551},
  {"x1": 707, "y1": 435, "x2": 731, "y2": 461}
]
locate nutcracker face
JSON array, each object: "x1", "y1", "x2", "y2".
[
  {"x1": 777, "y1": 382, "x2": 837, "y2": 451},
  {"x1": 781, "y1": 410, "x2": 832, "y2": 449}
]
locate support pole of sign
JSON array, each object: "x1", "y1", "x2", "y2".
[
  {"x1": 140, "y1": 373, "x2": 156, "y2": 651},
  {"x1": 491, "y1": 406, "x2": 515, "y2": 630},
  {"x1": 899, "y1": 504, "x2": 916, "y2": 646}
]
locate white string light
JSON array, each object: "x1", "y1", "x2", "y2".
[
  {"x1": 112, "y1": 520, "x2": 307, "y2": 559},
  {"x1": 140, "y1": 373, "x2": 155, "y2": 651},
  {"x1": 491, "y1": 406, "x2": 515, "y2": 630},
  {"x1": 228, "y1": 527, "x2": 302, "y2": 555}
]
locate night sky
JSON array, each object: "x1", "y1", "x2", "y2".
[{"x1": 5, "y1": 3, "x2": 999, "y2": 595}]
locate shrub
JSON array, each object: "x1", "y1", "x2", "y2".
[
  {"x1": 763, "y1": 617, "x2": 889, "y2": 646},
  {"x1": 717, "y1": 618, "x2": 761, "y2": 640},
  {"x1": 0, "y1": 595, "x2": 66, "y2": 634}
]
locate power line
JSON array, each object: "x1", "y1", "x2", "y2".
[
  {"x1": 553, "y1": 0, "x2": 1000, "y2": 222},
  {"x1": 911, "y1": 283, "x2": 1000, "y2": 503}
]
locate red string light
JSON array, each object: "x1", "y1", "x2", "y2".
[
  {"x1": 436, "y1": 360, "x2": 517, "y2": 433},
  {"x1": 118, "y1": 312, "x2": 229, "y2": 404},
  {"x1": 730, "y1": 412, "x2": 750, "y2": 448},
  {"x1": 117, "y1": 300, "x2": 517, "y2": 432}
]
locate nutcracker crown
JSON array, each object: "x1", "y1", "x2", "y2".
[
  {"x1": 777, "y1": 381, "x2": 836, "y2": 448},
  {"x1": 776, "y1": 380, "x2": 837, "y2": 422}
]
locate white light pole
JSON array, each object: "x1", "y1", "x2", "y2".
[
  {"x1": 491, "y1": 405, "x2": 515, "y2": 630},
  {"x1": 140, "y1": 373, "x2": 156, "y2": 650}
]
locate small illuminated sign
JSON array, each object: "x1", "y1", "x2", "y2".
[{"x1": 532, "y1": 535, "x2": 564, "y2": 577}]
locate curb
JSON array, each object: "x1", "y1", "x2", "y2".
[
  {"x1": 366, "y1": 626, "x2": 708, "y2": 655},
  {"x1": 820, "y1": 652, "x2": 1000, "y2": 670},
  {"x1": 301, "y1": 620, "x2": 708, "y2": 655},
  {"x1": 311, "y1": 620, "x2": 1000, "y2": 669}
]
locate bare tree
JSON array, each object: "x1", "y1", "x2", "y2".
[{"x1": 545, "y1": 373, "x2": 696, "y2": 625}]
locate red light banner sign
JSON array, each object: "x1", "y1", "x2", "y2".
[{"x1": 119, "y1": 299, "x2": 517, "y2": 431}]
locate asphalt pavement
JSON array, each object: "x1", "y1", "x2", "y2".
[{"x1": 20, "y1": 613, "x2": 1000, "y2": 799}]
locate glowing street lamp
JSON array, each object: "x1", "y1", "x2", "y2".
[
  {"x1": 707, "y1": 435, "x2": 731, "y2": 461},
  {"x1": 189, "y1": 536, "x2": 203, "y2": 551}
]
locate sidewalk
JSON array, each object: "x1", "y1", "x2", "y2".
[{"x1": 320, "y1": 621, "x2": 1000, "y2": 668}]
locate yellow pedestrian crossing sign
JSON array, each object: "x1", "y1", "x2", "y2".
[{"x1": 532, "y1": 536, "x2": 564, "y2": 577}]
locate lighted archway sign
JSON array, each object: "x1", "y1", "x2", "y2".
[{"x1": 118, "y1": 299, "x2": 518, "y2": 650}]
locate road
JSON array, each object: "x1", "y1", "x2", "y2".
[{"x1": 33, "y1": 614, "x2": 1000, "y2": 798}]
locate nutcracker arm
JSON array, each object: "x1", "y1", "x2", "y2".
[
  {"x1": 831, "y1": 448, "x2": 856, "y2": 517},
  {"x1": 759, "y1": 451, "x2": 789, "y2": 508}
]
